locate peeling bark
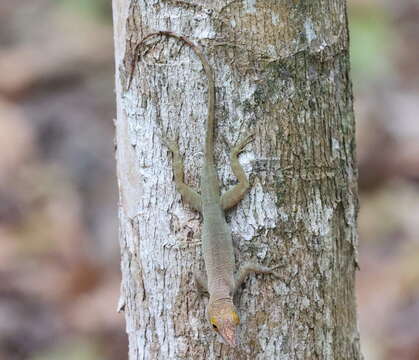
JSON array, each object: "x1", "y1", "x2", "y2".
[{"x1": 113, "y1": 0, "x2": 363, "y2": 359}]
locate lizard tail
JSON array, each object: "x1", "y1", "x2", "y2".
[{"x1": 131, "y1": 31, "x2": 215, "y2": 163}]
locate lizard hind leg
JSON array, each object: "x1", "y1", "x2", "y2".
[
  {"x1": 233, "y1": 262, "x2": 282, "y2": 294},
  {"x1": 160, "y1": 135, "x2": 202, "y2": 213},
  {"x1": 221, "y1": 133, "x2": 254, "y2": 211}
]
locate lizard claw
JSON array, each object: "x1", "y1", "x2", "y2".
[
  {"x1": 221, "y1": 134, "x2": 233, "y2": 149},
  {"x1": 233, "y1": 262, "x2": 284, "y2": 293},
  {"x1": 159, "y1": 134, "x2": 180, "y2": 154},
  {"x1": 233, "y1": 132, "x2": 254, "y2": 155}
]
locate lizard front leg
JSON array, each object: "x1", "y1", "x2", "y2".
[
  {"x1": 194, "y1": 271, "x2": 208, "y2": 296},
  {"x1": 221, "y1": 133, "x2": 254, "y2": 211},
  {"x1": 161, "y1": 136, "x2": 202, "y2": 213},
  {"x1": 233, "y1": 262, "x2": 282, "y2": 294}
]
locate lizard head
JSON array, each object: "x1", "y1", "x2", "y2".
[{"x1": 207, "y1": 299, "x2": 240, "y2": 347}]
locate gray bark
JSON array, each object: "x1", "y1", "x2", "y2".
[{"x1": 113, "y1": 1, "x2": 363, "y2": 359}]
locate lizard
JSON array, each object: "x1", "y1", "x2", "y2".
[{"x1": 131, "y1": 31, "x2": 280, "y2": 347}]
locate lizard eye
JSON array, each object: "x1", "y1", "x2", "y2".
[{"x1": 210, "y1": 316, "x2": 218, "y2": 330}]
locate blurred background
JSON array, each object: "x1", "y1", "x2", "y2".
[{"x1": 0, "y1": 0, "x2": 418, "y2": 359}]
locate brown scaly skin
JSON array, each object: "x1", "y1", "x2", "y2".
[{"x1": 133, "y1": 31, "x2": 280, "y2": 347}]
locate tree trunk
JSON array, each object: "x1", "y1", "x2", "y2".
[{"x1": 113, "y1": 1, "x2": 363, "y2": 359}]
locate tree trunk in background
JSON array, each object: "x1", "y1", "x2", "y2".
[{"x1": 113, "y1": 1, "x2": 363, "y2": 359}]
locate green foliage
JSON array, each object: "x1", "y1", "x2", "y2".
[
  {"x1": 31, "y1": 339, "x2": 104, "y2": 360},
  {"x1": 348, "y1": 4, "x2": 394, "y2": 88},
  {"x1": 56, "y1": 0, "x2": 112, "y2": 22}
]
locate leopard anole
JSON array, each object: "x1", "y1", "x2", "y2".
[{"x1": 132, "y1": 31, "x2": 279, "y2": 347}]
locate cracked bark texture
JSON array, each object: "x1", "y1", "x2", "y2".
[{"x1": 112, "y1": 0, "x2": 363, "y2": 359}]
